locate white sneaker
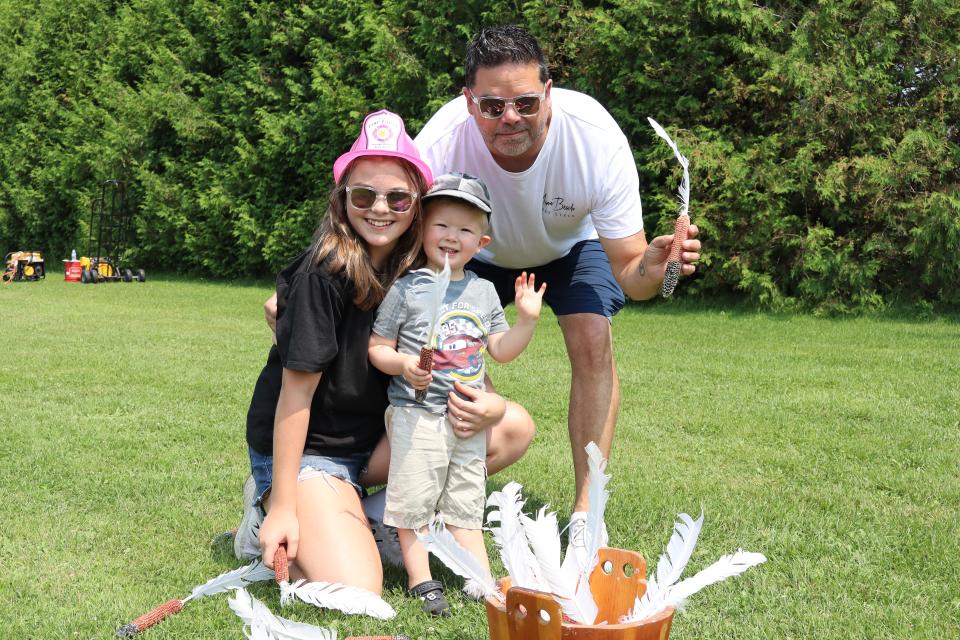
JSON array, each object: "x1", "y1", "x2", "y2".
[
  {"x1": 566, "y1": 512, "x2": 609, "y2": 570},
  {"x1": 233, "y1": 475, "x2": 262, "y2": 560},
  {"x1": 369, "y1": 518, "x2": 404, "y2": 568}
]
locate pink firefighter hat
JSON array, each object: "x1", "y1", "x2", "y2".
[{"x1": 333, "y1": 109, "x2": 433, "y2": 186}]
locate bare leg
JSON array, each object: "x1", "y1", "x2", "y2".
[
  {"x1": 266, "y1": 475, "x2": 383, "y2": 593},
  {"x1": 362, "y1": 433, "x2": 391, "y2": 487},
  {"x1": 557, "y1": 313, "x2": 619, "y2": 513},
  {"x1": 447, "y1": 525, "x2": 491, "y2": 575},
  {"x1": 398, "y1": 527, "x2": 432, "y2": 589},
  {"x1": 485, "y1": 399, "x2": 535, "y2": 475}
]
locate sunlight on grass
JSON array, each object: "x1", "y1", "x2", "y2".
[{"x1": 1, "y1": 278, "x2": 957, "y2": 638}]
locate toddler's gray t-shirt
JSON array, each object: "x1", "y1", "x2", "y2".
[{"x1": 373, "y1": 269, "x2": 508, "y2": 412}]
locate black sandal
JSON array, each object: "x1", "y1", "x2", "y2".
[{"x1": 410, "y1": 580, "x2": 451, "y2": 617}]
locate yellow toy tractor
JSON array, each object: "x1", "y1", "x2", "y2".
[{"x1": 2, "y1": 251, "x2": 46, "y2": 284}]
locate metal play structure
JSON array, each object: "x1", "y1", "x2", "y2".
[{"x1": 82, "y1": 179, "x2": 145, "y2": 283}]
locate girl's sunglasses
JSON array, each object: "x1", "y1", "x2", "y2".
[
  {"x1": 468, "y1": 89, "x2": 546, "y2": 119},
  {"x1": 345, "y1": 186, "x2": 417, "y2": 214}
]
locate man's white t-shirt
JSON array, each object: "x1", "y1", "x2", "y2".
[{"x1": 414, "y1": 88, "x2": 643, "y2": 269}]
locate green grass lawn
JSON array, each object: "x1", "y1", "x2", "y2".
[{"x1": 1, "y1": 276, "x2": 957, "y2": 639}]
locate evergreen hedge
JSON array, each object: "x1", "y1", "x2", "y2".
[{"x1": 1, "y1": 1, "x2": 957, "y2": 311}]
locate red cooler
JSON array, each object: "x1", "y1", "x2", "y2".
[{"x1": 64, "y1": 259, "x2": 82, "y2": 281}]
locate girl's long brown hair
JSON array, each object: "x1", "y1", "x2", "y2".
[{"x1": 309, "y1": 158, "x2": 427, "y2": 310}]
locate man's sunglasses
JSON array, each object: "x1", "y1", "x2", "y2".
[
  {"x1": 468, "y1": 89, "x2": 547, "y2": 119},
  {"x1": 345, "y1": 186, "x2": 417, "y2": 213}
]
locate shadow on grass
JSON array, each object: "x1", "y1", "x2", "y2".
[{"x1": 209, "y1": 528, "x2": 239, "y2": 565}]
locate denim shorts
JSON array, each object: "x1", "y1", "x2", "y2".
[
  {"x1": 466, "y1": 239, "x2": 625, "y2": 318},
  {"x1": 248, "y1": 446, "x2": 370, "y2": 511}
]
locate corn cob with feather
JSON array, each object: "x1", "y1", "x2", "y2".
[
  {"x1": 412, "y1": 255, "x2": 451, "y2": 403},
  {"x1": 648, "y1": 117, "x2": 691, "y2": 297}
]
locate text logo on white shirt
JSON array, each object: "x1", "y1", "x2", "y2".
[{"x1": 542, "y1": 194, "x2": 576, "y2": 218}]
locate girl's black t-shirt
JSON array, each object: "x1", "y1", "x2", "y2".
[{"x1": 245, "y1": 253, "x2": 389, "y2": 456}]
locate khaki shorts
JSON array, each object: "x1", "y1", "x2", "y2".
[{"x1": 382, "y1": 405, "x2": 487, "y2": 530}]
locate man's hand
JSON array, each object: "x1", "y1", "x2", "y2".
[
  {"x1": 447, "y1": 381, "x2": 507, "y2": 438},
  {"x1": 264, "y1": 293, "x2": 279, "y2": 344},
  {"x1": 513, "y1": 272, "x2": 546, "y2": 323},
  {"x1": 602, "y1": 224, "x2": 701, "y2": 300},
  {"x1": 642, "y1": 223, "x2": 701, "y2": 278}
]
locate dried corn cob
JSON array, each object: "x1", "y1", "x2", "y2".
[
  {"x1": 274, "y1": 543, "x2": 289, "y2": 583},
  {"x1": 115, "y1": 559, "x2": 274, "y2": 637},
  {"x1": 414, "y1": 346, "x2": 434, "y2": 403},
  {"x1": 661, "y1": 214, "x2": 690, "y2": 297},
  {"x1": 115, "y1": 599, "x2": 183, "y2": 637}
]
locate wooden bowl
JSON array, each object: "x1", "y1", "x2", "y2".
[{"x1": 485, "y1": 547, "x2": 674, "y2": 640}]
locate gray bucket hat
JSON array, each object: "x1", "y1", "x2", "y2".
[{"x1": 422, "y1": 172, "x2": 492, "y2": 215}]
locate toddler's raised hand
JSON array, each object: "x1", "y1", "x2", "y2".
[{"x1": 514, "y1": 272, "x2": 546, "y2": 323}]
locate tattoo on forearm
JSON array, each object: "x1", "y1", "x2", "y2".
[{"x1": 638, "y1": 260, "x2": 646, "y2": 277}]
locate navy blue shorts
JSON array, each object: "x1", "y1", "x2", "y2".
[{"x1": 466, "y1": 240, "x2": 625, "y2": 317}]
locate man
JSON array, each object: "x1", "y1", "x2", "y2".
[
  {"x1": 413, "y1": 25, "x2": 701, "y2": 554},
  {"x1": 251, "y1": 25, "x2": 700, "y2": 564}
]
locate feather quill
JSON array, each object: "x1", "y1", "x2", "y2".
[
  {"x1": 486, "y1": 481, "x2": 546, "y2": 591},
  {"x1": 647, "y1": 117, "x2": 689, "y2": 218},
  {"x1": 625, "y1": 549, "x2": 766, "y2": 623},
  {"x1": 410, "y1": 253, "x2": 451, "y2": 347},
  {"x1": 411, "y1": 254, "x2": 451, "y2": 402},
  {"x1": 228, "y1": 588, "x2": 337, "y2": 640},
  {"x1": 647, "y1": 117, "x2": 691, "y2": 297},
  {"x1": 427, "y1": 254, "x2": 450, "y2": 347},
  {"x1": 520, "y1": 507, "x2": 598, "y2": 624},
  {"x1": 279, "y1": 579, "x2": 396, "y2": 619},
  {"x1": 417, "y1": 517, "x2": 503, "y2": 602},
  {"x1": 115, "y1": 561, "x2": 276, "y2": 636},
  {"x1": 643, "y1": 511, "x2": 704, "y2": 604},
  {"x1": 184, "y1": 560, "x2": 276, "y2": 603},
  {"x1": 581, "y1": 442, "x2": 611, "y2": 575}
]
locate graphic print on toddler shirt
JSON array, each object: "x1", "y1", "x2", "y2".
[{"x1": 430, "y1": 308, "x2": 487, "y2": 383}]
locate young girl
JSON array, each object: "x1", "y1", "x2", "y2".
[
  {"x1": 252, "y1": 110, "x2": 430, "y2": 591},
  {"x1": 245, "y1": 110, "x2": 535, "y2": 594}
]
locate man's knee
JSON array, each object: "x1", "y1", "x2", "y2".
[{"x1": 559, "y1": 314, "x2": 614, "y2": 372}]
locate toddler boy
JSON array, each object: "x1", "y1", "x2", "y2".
[{"x1": 369, "y1": 172, "x2": 545, "y2": 616}]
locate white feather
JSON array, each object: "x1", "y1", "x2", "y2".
[
  {"x1": 625, "y1": 549, "x2": 766, "y2": 623},
  {"x1": 417, "y1": 518, "x2": 503, "y2": 602},
  {"x1": 184, "y1": 560, "x2": 276, "y2": 603},
  {"x1": 581, "y1": 442, "x2": 611, "y2": 575},
  {"x1": 556, "y1": 443, "x2": 608, "y2": 620},
  {"x1": 279, "y1": 579, "x2": 396, "y2": 619},
  {"x1": 228, "y1": 588, "x2": 337, "y2": 640},
  {"x1": 520, "y1": 507, "x2": 598, "y2": 624},
  {"x1": 643, "y1": 511, "x2": 704, "y2": 604},
  {"x1": 463, "y1": 578, "x2": 492, "y2": 600},
  {"x1": 410, "y1": 254, "x2": 451, "y2": 346},
  {"x1": 647, "y1": 117, "x2": 690, "y2": 218},
  {"x1": 486, "y1": 482, "x2": 546, "y2": 591}
]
